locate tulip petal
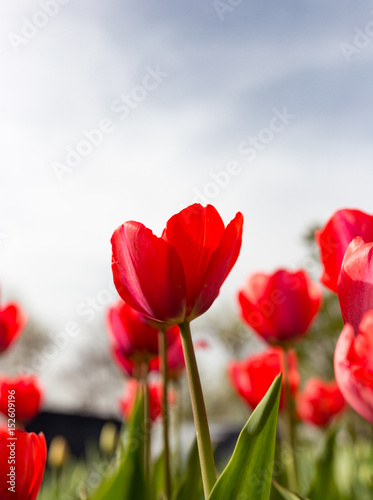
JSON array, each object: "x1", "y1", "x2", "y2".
[
  {"x1": 106, "y1": 301, "x2": 160, "y2": 358},
  {"x1": 163, "y1": 204, "x2": 226, "y2": 314},
  {"x1": 0, "y1": 303, "x2": 27, "y2": 352},
  {"x1": 0, "y1": 375, "x2": 43, "y2": 422},
  {"x1": 228, "y1": 348, "x2": 298, "y2": 410},
  {"x1": 24, "y1": 433, "x2": 47, "y2": 500},
  {"x1": 338, "y1": 237, "x2": 373, "y2": 334},
  {"x1": 296, "y1": 377, "x2": 345, "y2": 427},
  {"x1": 268, "y1": 271, "x2": 321, "y2": 339},
  {"x1": 334, "y1": 321, "x2": 373, "y2": 424},
  {"x1": 238, "y1": 286, "x2": 280, "y2": 342},
  {"x1": 187, "y1": 211, "x2": 243, "y2": 320},
  {"x1": 0, "y1": 430, "x2": 46, "y2": 500},
  {"x1": 238, "y1": 269, "x2": 321, "y2": 343},
  {"x1": 111, "y1": 221, "x2": 186, "y2": 324},
  {"x1": 316, "y1": 208, "x2": 373, "y2": 292}
]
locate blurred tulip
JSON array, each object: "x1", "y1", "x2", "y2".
[
  {"x1": 337, "y1": 237, "x2": 373, "y2": 334},
  {"x1": 149, "y1": 334, "x2": 185, "y2": 380},
  {"x1": 228, "y1": 348, "x2": 299, "y2": 410},
  {"x1": 0, "y1": 375, "x2": 43, "y2": 422},
  {"x1": 149, "y1": 337, "x2": 209, "y2": 380},
  {"x1": 316, "y1": 208, "x2": 373, "y2": 292},
  {"x1": 238, "y1": 269, "x2": 322, "y2": 345},
  {"x1": 111, "y1": 204, "x2": 243, "y2": 325},
  {"x1": 106, "y1": 301, "x2": 179, "y2": 378},
  {"x1": 119, "y1": 379, "x2": 175, "y2": 422},
  {"x1": 297, "y1": 377, "x2": 346, "y2": 427},
  {"x1": 99, "y1": 422, "x2": 119, "y2": 456},
  {"x1": 334, "y1": 309, "x2": 373, "y2": 424},
  {"x1": 48, "y1": 435, "x2": 70, "y2": 469},
  {"x1": 0, "y1": 429, "x2": 47, "y2": 500},
  {"x1": 0, "y1": 298, "x2": 27, "y2": 353}
]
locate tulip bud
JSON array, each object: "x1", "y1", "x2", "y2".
[
  {"x1": 99, "y1": 422, "x2": 119, "y2": 456},
  {"x1": 48, "y1": 435, "x2": 70, "y2": 469},
  {"x1": 238, "y1": 269, "x2": 322, "y2": 345}
]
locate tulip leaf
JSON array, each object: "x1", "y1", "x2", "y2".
[
  {"x1": 89, "y1": 391, "x2": 148, "y2": 500},
  {"x1": 273, "y1": 481, "x2": 309, "y2": 500},
  {"x1": 308, "y1": 426, "x2": 339, "y2": 500},
  {"x1": 172, "y1": 440, "x2": 203, "y2": 500},
  {"x1": 208, "y1": 374, "x2": 282, "y2": 500},
  {"x1": 150, "y1": 452, "x2": 165, "y2": 500}
]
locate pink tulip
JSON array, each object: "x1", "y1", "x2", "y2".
[{"x1": 334, "y1": 309, "x2": 373, "y2": 424}]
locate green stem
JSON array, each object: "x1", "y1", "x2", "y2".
[
  {"x1": 179, "y1": 321, "x2": 216, "y2": 499},
  {"x1": 282, "y1": 348, "x2": 298, "y2": 492},
  {"x1": 140, "y1": 362, "x2": 151, "y2": 480},
  {"x1": 173, "y1": 378, "x2": 182, "y2": 478},
  {"x1": 159, "y1": 328, "x2": 172, "y2": 500}
]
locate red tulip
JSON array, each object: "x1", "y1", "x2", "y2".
[
  {"x1": 0, "y1": 429, "x2": 47, "y2": 500},
  {"x1": 315, "y1": 208, "x2": 373, "y2": 293},
  {"x1": 119, "y1": 379, "x2": 175, "y2": 422},
  {"x1": 297, "y1": 378, "x2": 346, "y2": 427},
  {"x1": 228, "y1": 348, "x2": 299, "y2": 410},
  {"x1": 106, "y1": 301, "x2": 179, "y2": 378},
  {"x1": 0, "y1": 375, "x2": 43, "y2": 422},
  {"x1": 238, "y1": 269, "x2": 322, "y2": 345},
  {"x1": 337, "y1": 237, "x2": 373, "y2": 334},
  {"x1": 111, "y1": 204, "x2": 243, "y2": 325},
  {"x1": 334, "y1": 309, "x2": 373, "y2": 424},
  {"x1": 0, "y1": 300, "x2": 27, "y2": 353}
]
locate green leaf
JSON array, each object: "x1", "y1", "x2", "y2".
[
  {"x1": 273, "y1": 481, "x2": 309, "y2": 500},
  {"x1": 172, "y1": 440, "x2": 203, "y2": 500},
  {"x1": 89, "y1": 390, "x2": 149, "y2": 500},
  {"x1": 150, "y1": 452, "x2": 165, "y2": 500},
  {"x1": 308, "y1": 426, "x2": 339, "y2": 500},
  {"x1": 208, "y1": 374, "x2": 282, "y2": 500}
]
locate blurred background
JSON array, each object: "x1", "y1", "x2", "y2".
[{"x1": 1, "y1": 1, "x2": 373, "y2": 427}]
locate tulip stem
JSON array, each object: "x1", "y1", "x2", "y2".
[
  {"x1": 179, "y1": 321, "x2": 216, "y2": 499},
  {"x1": 282, "y1": 348, "x2": 298, "y2": 492},
  {"x1": 173, "y1": 378, "x2": 182, "y2": 477},
  {"x1": 159, "y1": 328, "x2": 172, "y2": 500},
  {"x1": 140, "y1": 362, "x2": 151, "y2": 481}
]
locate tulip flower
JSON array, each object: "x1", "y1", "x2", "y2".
[
  {"x1": 334, "y1": 309, "x2": 373, "y2": 424},
  {"x1": 315, "y1": 208, "x2": 373, "y2": 292},
  {"x1": 297, "y1": 378, "x2": 346, "y2": 427},
  {"x1": 111, "y1": 203, "x2": 243, "y2": 325},
  {"x1": 337, "y1": 237, "x2": 373, "y2": 334},
  {"x1": 0, "y1": 299, "x2": 27, "y2": 353},
  {"x1": 228, "y1": 348, "x2": 299, "y2": 410},
  {"x1": 238, "y1": 269, "x2": 322, "y2": 345},
  {"x1": 106, "y1": 301, "x2": 179, "y2": 378},
  {"x1": 119, "y1": 379, "x2": 175, "y2": 422},
  {"x1": 0, "y1": 375, "x2": 43, "y2": 422},
  {"x1": 0, "y1": 429, "x2": 47, "y2": 500},
  {"x1": 111, "y1": 204, "x2": 242, "y2": 497},
  {"x1": 48, "y1": 435, "x2": 70, "y2": 469}
]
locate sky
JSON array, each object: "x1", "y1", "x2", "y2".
[{"x1": 1, "y1": 0, "x2": 373, "y2": 414}]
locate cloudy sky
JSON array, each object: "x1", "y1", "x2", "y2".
[{"x1": 1, "y1": 1, "x2": 373, "y2": 413}]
